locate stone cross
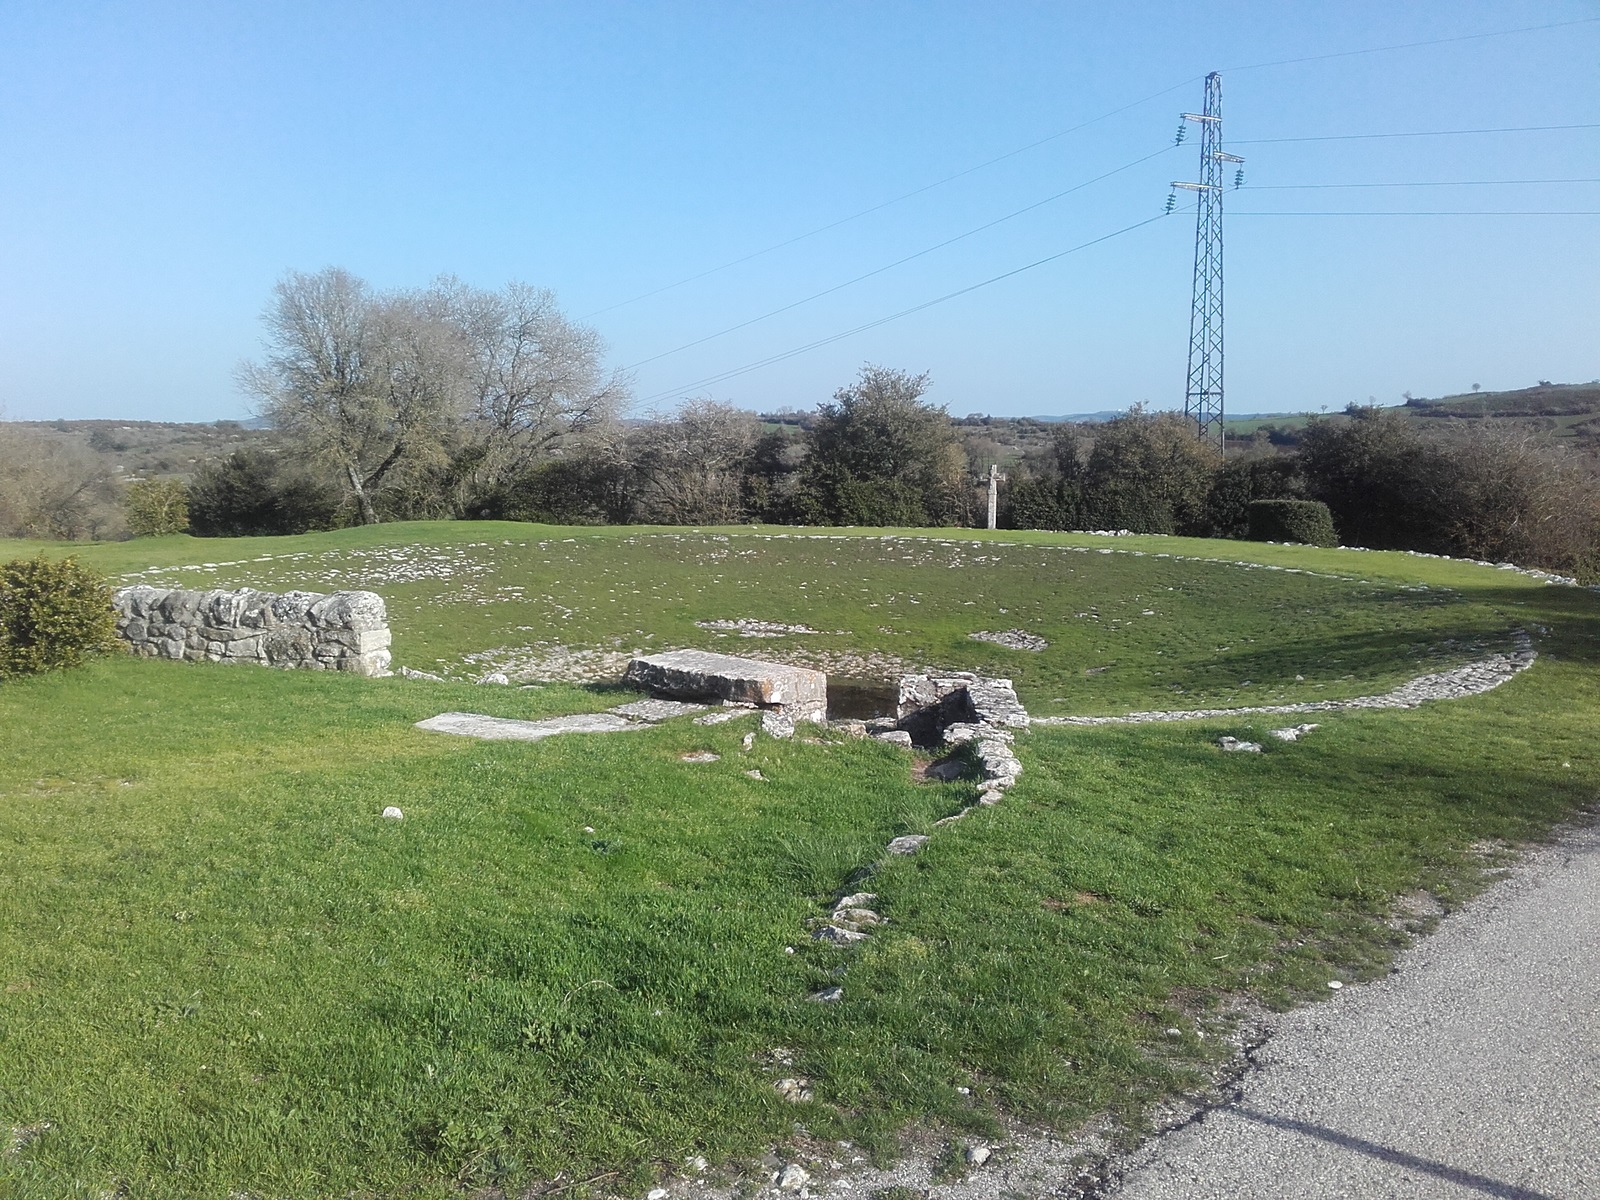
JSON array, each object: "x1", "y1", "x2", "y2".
[{"x1": 986, "y1": 463, "x2": 1007, "y2": 530}]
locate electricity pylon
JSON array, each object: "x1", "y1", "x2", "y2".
[{"x1": 1171, "y1": 72, "x2": 1243, "y2": 452}]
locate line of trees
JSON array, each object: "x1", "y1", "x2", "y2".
[
  {"x1": 5, "y1": 266, "x2": 1598, "y2": 580},
  {"x1": 1002, "y1": 404, "x2": 1600, "y2": 576}
]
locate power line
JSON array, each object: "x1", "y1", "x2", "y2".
[
  {"x1": 1231, "y1": 210, "x2": 1600, "y2": 216},
  {"x1": 582, "y1": 80, "x2": 1198, "y2": 319},
  {"x1": 1233, "y1": 123, "x2": 1600, "y2": 145},
  {"x1": 1243, "y1": 178, "x2": 1600, "y2": 190},
  {"x1": 622, "y1": 145, "x2": 1177, "y2": 371},
  {"x1": 1219, "y1": 15, "x2": 1599, "y2": 73},
  {"x1": 585, "y1": 17, "x2": 1599, "y2": 319},
  {"x1": 637, "y1": 212, "x2": 1172, "y2": 405}
]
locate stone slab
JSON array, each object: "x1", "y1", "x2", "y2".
[
  {"x1": 415, "y1": 711, "x2": 640, "y2": 742},
  {"x1": 610, "y1": 698, "x2": 709, "y2": 722},
  {"x1": 623, "y1": 649, "x2": 827, "y2": 719}
]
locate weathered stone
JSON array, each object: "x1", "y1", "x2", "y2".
[
  {"x1": 399, "y1": 666, "x2": 446, "y2": 682},
  {"x1": 115, "y1": 586, "x2": 391, "y2": 677},
  {"x1": 838, "y1": 892, "x2": 878, "y2": 908},
  {"x1": 812, "y1": 924, "x2": 868, "y2": 945},
  {"x1": 886, "y1": 834, "x2": 930, "y2": 855},
  {"x1": 811, "y1": 986, "x2": 845, "y2": 1003},
  {"x1": 1218, "y1": 736, "x2": 1263, "y2": 753},
  {"x1": 680, "y1": 751, "x2": 720, "y2": 763},
  {"x1": 611, "y1": 698, "x2": 708, "y2": 722},
  {"x1": 415, "y1": 712, "x2": 641, "y2": 742},
  {"x1": 777, "y1": 1164, "x2": 810, "y2": 1191},
  {"x1": 1270, "y1": 723, "x2": 1319, "y2": 741},
  {"x1": 623, "y1": 649, "x2": 827, "y2": 720},
  {"x1": 381, "y1": 806, "x2": 404, "y2": 820},
  {"x1": 873, "y1": 730, "x2": 913, "y2": 748},
  {"x1": 773, "y1": 1078, "x2": 813, "y2": 1103},
  {"x1": 832, "y1": 907, "x2": 883, "y2": 927},
  {"x1": 761, "y1": 711, "x2": 795, "y2": 739}
]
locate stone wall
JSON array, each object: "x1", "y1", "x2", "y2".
[{"x1": 113, "y1": 586, "x2": 392, "y2": 677}]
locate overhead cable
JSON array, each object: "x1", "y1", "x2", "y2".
[
  {"x1": 637, "y1": 212, "x2": 1172, "y2": 405},
  {"x1": 622, "y1": 145, "x2": 1177, "y2": 371},
  {"x1": 1233, "y1": 123, "x2": 1600, "y2": 145}
]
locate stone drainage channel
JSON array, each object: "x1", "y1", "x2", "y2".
[{"x1": 409, "y1": 640, "x2": 1540, "y2": 1198}]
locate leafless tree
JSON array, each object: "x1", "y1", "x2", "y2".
[
  {"x1": 433, "y1": 277, "x2": 629, "y2": 494},
  {"x1": 0, "y1": 416, "x2": 124, "y2": 539},
  {"x1": 239, "y1": 269, "x2": 466, "y2": 524},
  {"x1": 631, "y1": 399, "x2": 759, "y2": 525}
]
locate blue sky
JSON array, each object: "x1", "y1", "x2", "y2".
[{"x1": 0, "y1": 1, "x2": 1596, "y2": 422}]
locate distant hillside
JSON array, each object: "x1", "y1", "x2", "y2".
[{"x1": 5, "y1": 417, "x2": 274, "y2": 481}]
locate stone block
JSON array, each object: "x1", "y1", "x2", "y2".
[{"x1": 623, "y1": 650, "x2": 827, "y2": 720}]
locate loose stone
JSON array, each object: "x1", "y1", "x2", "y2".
[
  {"x1": 680, "y1": 751, "x2": 720, "y2": 763},
  {"x1": 812, "y1": 986, "x2": 845, "y2": 1003},
  {"x1": 965, "y1": 1145, "x2": 992, "y2": 1167},
  {"x1": 1218, "y1": 736, "x2": 1263, "y2": 753},
  {"x1": 873, "y1": 730, "x2": 913, "y2": 748},
  {"x1": 886, "y1": 834, "x2": 930, "y2": 855},
  {"x1": 777, "y1": 1164, "x2": 811, "y2": 1191},
  {"x1": 382, "y1": 806, "x2": 404, "y2": 820},
  {"x1": 812, "y1": 925, "x2": 868, "y2": 945}
]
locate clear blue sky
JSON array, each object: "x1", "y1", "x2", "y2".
[{"x1": 1, "y1": 2, "x2": 1596, "y2": 422}]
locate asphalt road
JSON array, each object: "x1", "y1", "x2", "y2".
[{"x1": 1111, "y1": 820, "x2": 1600, "y2": 1200}]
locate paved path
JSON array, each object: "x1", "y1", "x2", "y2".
[{"x1": 1111, "y1": 821, "x2": 1600, "y2": 1200}]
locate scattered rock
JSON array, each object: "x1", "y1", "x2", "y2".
[
  {"x1": 742, "y1": 731, "x2": 758, "y2": 749},
  {"x1": 695, "y1": 619, "x2": 820, "y2": 637},
  {"x1": 687, "y1": 1155, "x2": 708, "y2": 1173},
  {"x1": 477, "y1": 671, "x2": 510, "y2": 686},
  {"x1": 761, "y1": 711, "x2": 794, "y2": 739},
  {"x1": 777, "y1": 1164, "x2": 810, "y2": 1191},
  {"x1": 813, "y1": 925, "x2": 868, "y2": 945},
  {"x1": 680, "y1": 751, "x2": 720, "y2": 763},
  {"x1": 831, "y1": 719, "x2": 868, "y2": 738},
  {"x1": 1269, "y1": 723, "x2": 1319, "y2": 741},
  {"x1": 381, "y1": 806, "x2": 404, "y2": 820},
  {"x1": 398, "y1": 666, "x2": 445, "y2": 682},
  {"x1": 1328, "y1": 980, "x2": 1344, "y2": 990},
  {"x1": 969, "y1": 629, "x2": 1049, "y2": 652},
  {"x1": 745, "y1": 769, "x2": 765, "y2": 780},
  {"x1": 838, "y1": 892, "x2": 877, "y2": 908},
  {"x1": 774, "y1": 1077, "x2": 813, "y2": 1103},
  {"x1": 886, "y1": 834, "x2": 930, "y2": 855},
  {"x1": 924, "y1": 758, "x2": 967, "y2": 782},
  {"x1": 965, "y1": 1144, "x2": 992, "y2": 1167},
  {"x1": 5, "y1": 1120, "x2": 53, "y2": 1155},
  {"x1": 1217, "y1": 736, "x2": 1263, "y2": 753},
  {"x1": 648, "y1": 1189, "x2": 668, "y2": 1200},
  {"x1": 812, "y1": 986, "x2": 844, "y2": 1003},
  {"x1": 873, "y1": 730, "x2": 913, "y2": 748}
]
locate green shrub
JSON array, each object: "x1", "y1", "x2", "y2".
[
  {"x1": 1246, "y1": 499, "x2": 1338, "y2": 547},
  {"x1": 125, "y1": 477, "x2": 190, "y2": 537},
  {"x1": 0, "y1": 556, "x2": 121, "y2": 679}
]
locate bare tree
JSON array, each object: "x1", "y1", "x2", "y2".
[
  {"x1": 239, "y1": 269, "x2": 465, "y2": 524},
  {"x1": 434, "y1": 278, "x2": 629, "y2": 494},
  {"x1": 631, "y1": 399, "x2": 759, "y2": 525},
  {"x1": 0, "y1": 416, "x2": 124, "y2": 539}
]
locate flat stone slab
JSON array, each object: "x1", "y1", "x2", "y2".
[
  {"x1": 610, "y1": 698, "x2": 708, "y2": 722},
  {"x1": 624, "y1": 649, "x2": 827, "y2": 717},
  {"x1": 415, "y1": 712, "x2": 641, "y2": 742}
]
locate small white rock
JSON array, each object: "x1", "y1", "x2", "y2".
[
  {"x1": 648, "y1": 1189, "x2": 668, "y2": 1199},
  {"x1": 965, "y1": 1144, "x2": 992, "y2": 1167},
  {"x1": 1328, "y1": 980, "x2": 1344, "y2": 990},
  {"x1": 777, "y1": 1164, "x2": 810, "y2": 1191},
  {"x1": 687, "y1": 1155, "x2": 707, "y2": 1173},
  {"x1": 812, "y1": 986, "x2": 844, "y2": 1003},
  {"x1": 381, "y1": 806, "x2": 404, "y2": 820},
  {"x1": 477, "y1": 671, "x2": 510, "y2": 685}
]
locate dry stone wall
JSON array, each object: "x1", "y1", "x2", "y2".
[{"x1": 114, "y1": 586, "x2": 392, "y2": 677}]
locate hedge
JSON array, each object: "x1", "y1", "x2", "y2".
[
  {"x1": 0, "y1": 556, "x2": 122, "y2": 679},
  {"x1": 1246, "y1": 499, "x2": 1339, "y2": 547}
]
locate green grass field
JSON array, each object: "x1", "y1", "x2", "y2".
[{"x1": 1, "y1": 524, "x2": 1595, "y2": 1199}]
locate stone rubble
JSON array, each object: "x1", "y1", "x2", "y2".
[
  {"x1": 1218, "y1": 736, "x2": 1263, "y2": 753},
  {"x1": 969, "y1": 628, "x2": 1050, "y2": 652},
  {"x1": 886, "y1": 834, "x2": 931, "y2": 855},
  {"x1": 113, "y1": 585, "x2": 392, "y2": 677},
  {"x1": 398, "y1": 666, "x2": 445, "y2": 682},
  {"x1": 1270, "y1": 723, "x2": 1320, "y2": 742},
  {"x1": 1035, "y1": 631, "x2": 1536, "y2": 726},
  {"x1": 761, "y1": 711, "x2": 796, "y2": 739},
  {"x1": 694, "y1": 619, "x2": 821, "y2": 637}
]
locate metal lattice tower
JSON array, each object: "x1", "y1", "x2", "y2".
[{"x1": 1171, "y1": 73, "x2": 1243, "y2": 451}]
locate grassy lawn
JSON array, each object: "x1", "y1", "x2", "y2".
[{"x1": 1, "y1": 524, "x2": 1595, "y2": 1198}]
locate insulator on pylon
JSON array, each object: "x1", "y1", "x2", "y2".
[
  {"x1": 1164, "y1": 192, "x2": 1177, "y2": 214},
  {"x1": 1233, "y1": 168, "x2": 1245, "y2": 189},
  {"x1": 1175, "y1": 123, "x2": 1187, "y2": 145}
]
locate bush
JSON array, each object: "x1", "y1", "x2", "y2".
[
  {"x1": 125, "y1": 478, "x2": 190, "y2": 537},
  {"x1": 1246, "y1": 499, "x2": 1338, "y2": 547},
  {"x1": 187, "y1": 450, "x2": 342, "y2": 537},
  {"x1": 0, "y1": 556, "x2": 121, "y2": 679}
]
